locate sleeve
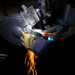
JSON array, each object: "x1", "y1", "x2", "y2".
[{"x1": 32, "y1": 37, "x2": 53, "y2": 57}]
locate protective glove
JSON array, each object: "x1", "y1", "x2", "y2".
[
  {"x1": 43, "y1": 25, "x2": 63, "y2": 34},
  {"x1": 20, "y1": 31, "x2": 36, "y2": 49},
  {"x1": 43, "y1": 25, "x2": 69, "y2": 40}
]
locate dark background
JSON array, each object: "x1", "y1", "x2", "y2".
[{"x1": 0, "y1": 0, "x2": 75, "y2": 75}]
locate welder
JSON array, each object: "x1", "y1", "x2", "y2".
[
  {"x1": 20, "y1": 24, "x2": 70, "y2": 57},
  {"x1": 20, "y1": 24, "x2": 75, "y2": 75}
]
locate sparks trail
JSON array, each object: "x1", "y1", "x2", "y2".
[{"x1": 24, "y1": 50, "x2": 38, "y2": 75}]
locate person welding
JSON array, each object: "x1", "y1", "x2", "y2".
[
  {"x1": 20, "y1": 24, "x2": 70, "y2": 57},
  {"x1": 20, "y1": 1, "x2": 75, "y2": 74},
  {"x1": 20, "y1": 24, "x2": 75, "y2": 75}
]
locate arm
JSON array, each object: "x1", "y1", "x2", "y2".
[
  {"x1": 20, "y1": 31, "x2": 52, "y2": 75},
  {"x1": 32, "y1": 37, "x2": 52, "y2": 56},
  {"x1": 20, "y1": 31, "x2": 52, "y2": 57}
]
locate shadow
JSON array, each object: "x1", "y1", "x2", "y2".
[{"x1": 0, "y1": 35, "x2": 27, "y2": 75}]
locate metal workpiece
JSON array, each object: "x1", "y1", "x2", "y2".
[{"x1": 0, "y1": 5, "x2": 40, "y2": 46}]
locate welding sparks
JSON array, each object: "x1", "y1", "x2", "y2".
[{"x1": 24, "y1": 50, "x2": 38, "y2": 75}]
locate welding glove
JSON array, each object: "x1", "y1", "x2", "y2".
[
  {"x1": 20, "y1": 28, "x2": 46, "y2": 49},
  {"x1": 43, "y1": 25, "x2": 63, "y2": 34},
  {"x1": 43, "y1": 25, "x2": 69, "y2": 40},
  {"x1": 20, "y1": 31, "x2": 35, "y2": 49}
]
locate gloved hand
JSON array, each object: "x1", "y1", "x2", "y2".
[
  {"x1": 43, "y1": 25, "x2": 63, "y2": 34},
  {"x1": 20, "y1": 31, "x2": 36, "y2": 49},
  {"x1": 43, "y1": 25, "x2": 69, "y2": 40}
]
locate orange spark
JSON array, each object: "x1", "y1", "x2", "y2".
[{"x1": 24, "y1": 50, "x2": 38, "y2": 75}]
